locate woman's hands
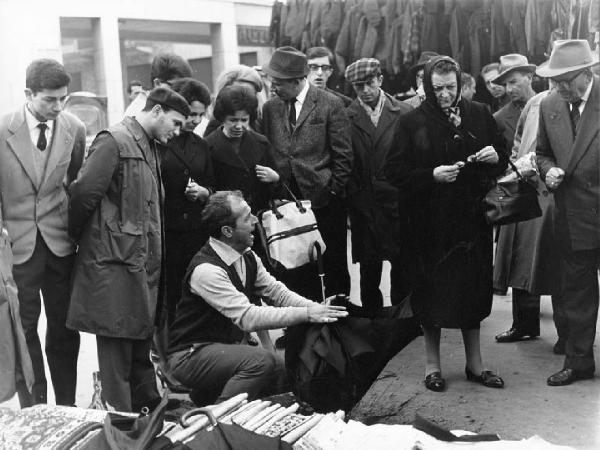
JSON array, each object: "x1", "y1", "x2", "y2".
[
  {"x1": 185, "y1": 181, "x2": 210, "y2": 202},
  {"x1": 433, "y1": 164, "x2": 461, "y2": 183},
  {"x1": 307, "y1": 305, "x2": 348, "y2": 324},
  {"x1": 466, "y1": 145, "x2": 499, "y2": 164},
  {"x1": 255, "y1": 165, "x2": 280, "y2": 183}
]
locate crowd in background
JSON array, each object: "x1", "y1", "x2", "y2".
[{"x1": 0, "y1": 33, "x2": 599, "y2": 414}]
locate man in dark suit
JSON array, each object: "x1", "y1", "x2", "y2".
[
  {"x1": 345, "y1": 58, "x2": 412, "y2": 312},
  {"x1": 0, "y1": 59, "x2": 86, "y2": 406},
  {"x1": 259, "y1": 46, "x2": 353, "y2": 298},
  {"x1": 536, "y1": 40, "x2": 600, "y2": 386}
]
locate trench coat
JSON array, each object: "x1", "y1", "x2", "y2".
[
  {"x1": 67, "y1": 117, "x2": 163, "y2": 339},
  {"x1": 386, "y1": 99, "x2": 507, "y2": 329},
  {"x1": 346, "y1": 93, "x2": 412, "y2": 262}
]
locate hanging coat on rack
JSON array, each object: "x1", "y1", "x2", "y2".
[
  {"x1": 321, "y1": 0, "x2": 344, "y2": 50},
  {"x1": 490, "y1": 0, "x2": 511, "y2": 60},
  {"x1": 508, "y1": 0, "x2": 528, "y2": 56},
  {"x1": 335, "y1": 0, "x2": 363, "y2": 73},
  {"x1": 525, "y1": 0, "x2": 554, "y2": 62}
]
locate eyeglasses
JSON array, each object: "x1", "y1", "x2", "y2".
[
  {"x1": 308, "y1": 64, "x2": 332, "y2": 72},
  {"x1": 551, "y1": 70, "x2": 583, "y2": 87}
]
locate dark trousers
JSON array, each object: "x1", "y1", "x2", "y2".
[
  {"x1": 360, "y1": 257, "x2": 411, "y2": 313},
  {"x1": 169, "y1": 343, "x2": 287, "y2": 405},
  {"x1": 558, "y1": 246, "x2": 600, "y2": 372},
  {"x1": 313, "y1": 199, "x2": 350, "y2": 297},
  {"x1": 96, "y1": 335, "x2": 161, "y2": 412},
  {"x1": 12, "y1": 232, "x2": 79, "y2": 407},
  {"x1": 165, "y1": 230, "x2": 207, "y2": 326},
  {"x1": 510, "y1": 289, "x2": 569, "y2": 339}
]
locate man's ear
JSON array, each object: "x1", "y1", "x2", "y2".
[
  {"x1": 153, "y1": 78, "x2": 162, "y2": 88},
  {"x1": 24, "y1": 88, "x2": 33, "y2": 101},
  {"x1": 151, "y1": 104, "x2": 164, "y2": 117},
  {"x1": 221, "y1": 225, "x2": 233, "y2": 238}
]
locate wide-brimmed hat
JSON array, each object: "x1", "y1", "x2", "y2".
[
  {"x1": 263, "y1": 46, "x2": 308, "y2": 80},
  {"x1": 536, "y1": 39, "x2": 599, "y2": 78},
  {"x1": 409, "y1": 51, "x2": 439, "y2": 75},
  {"x1": 492, "y1": 54, "x2": 536, "y2": 84}
]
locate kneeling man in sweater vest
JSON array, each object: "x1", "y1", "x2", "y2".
[{"x1": 167, "y1": 190, "x2": 347, "y2": 404}]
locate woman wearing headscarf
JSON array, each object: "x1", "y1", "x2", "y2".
[
  {"x1": 386, "y1": 56, "x2": 508, "y2": 392},
  {"x1": 162, "y1": 77, "x2": 215, "y2": 326}
]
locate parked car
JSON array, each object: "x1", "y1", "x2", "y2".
[{"x1": 64, "y1": 91, "x2": 108, "y2": 155}]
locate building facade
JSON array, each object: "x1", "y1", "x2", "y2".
[{"x1": 0, "y1": 0, "x2": 273, "y2": 124}]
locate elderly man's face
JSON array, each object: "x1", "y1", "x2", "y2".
[
  {"x1": 269, "y1": 77, "x2": 302, "y2": 101},
  {"x1": 504, "y1": 71, "x2": 532, "y2": 103},
  {"x1": 552, "y1": 70, "x2": 590, "y2": 103},
  {"x1": 483, "y1": 70, "x2": 506, "y2": 98},
  {"x1": 307, "y1": 56, "x2": 333, "y2": 89}
]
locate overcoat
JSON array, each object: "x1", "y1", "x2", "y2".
[
  {"x1": 386, "y1": 58, "x2": 507, "y2": 328},
  {"x1": 536, "y1": 76, "x2": 600, "y2": 252},
  {"x1": 205, "y1": 128, "x2": 280, "y2": 212},
  {"x1": 493, "y1": 91, "x2": 560, "y2": 295},
  {"x1": 67, "y1": 117, "x2": 163, "y2": 339},
  {"x1": 346, "y1": 93, "x2": 412, "y2": 262}
]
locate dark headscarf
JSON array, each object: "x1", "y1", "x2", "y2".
[{"x1": 422, "y1": 56, "x2": 462, "y2": 127}]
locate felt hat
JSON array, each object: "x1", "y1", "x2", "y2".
[
  {"x1": 263, "y1": 46, "x2": 309, "y2": 79},
  {"x1": 536, "y1": 39, "x2": 599, "y2": 78},
  {"x1": 492, "y1": 54, "x2": 536, "y2": 84},
  {"x1": 409, "y1": 51, "x2": 439, "y2": 75}
]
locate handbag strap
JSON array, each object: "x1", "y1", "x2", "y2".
[
  {"x1": 506, "y1": 158, "x2": 526, "y2": 181},
  {"x1": 282, "y1": 182, "x2": 306, "y2": 213}
]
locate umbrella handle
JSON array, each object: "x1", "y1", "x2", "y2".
[{"x1": 181, "y1": 407, "x2": 218, "y2": 427}]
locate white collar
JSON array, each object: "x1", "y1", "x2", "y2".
[
  {"x1": 209, "y1": 237, "x2": 246, "y2": 266},
  {"x1": 295, "y1": 80, "x2": 310, "y2": 105},
  {"x1": 24, "y1": 105, "x2": 53, "y2": 133}
]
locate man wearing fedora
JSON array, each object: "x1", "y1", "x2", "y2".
[
  {"x1": 536, "y1": 39, "x2": 600, "y2": 386},
  {"x1": 67, "y1": 87, "x2": 190, "y2": 411},
  {"x1": 493, "y1": 57, "x2": 566, "y2": 349},
  {"x1": 491, "y1": 54, "x2": 537, "y2": 148},
  {"x1": 403, "y1": 51, "x2": 439, "y2": 108},
  {"x1": 259, "y1": 46, "x2": 353, "y2": 299}
]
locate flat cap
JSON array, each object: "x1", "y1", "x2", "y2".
[
  {"x1": 146, "y1": 86, "x2": 190, "y2": 117},
  {"x1": 345, "y1": 58, "x2": 381, "y2": 83}
]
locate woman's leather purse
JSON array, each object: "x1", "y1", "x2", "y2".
[{"x1": 483, "y1": 159, "x2": 542, "y2": 225}]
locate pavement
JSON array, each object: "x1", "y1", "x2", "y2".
[
  {"x1": 2, "y1": 253, "x2": 599, "y2": 449},
  {"x1": 349, "y1": 290, "x2": 600, "y2": 449}
]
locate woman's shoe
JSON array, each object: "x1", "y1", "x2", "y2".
[
  {"x1": 465, "y1": 367, "x2": 504, "y2": 388},
  {"x1": 424, "y1": 371, "x2": 446, "y2": 392}
]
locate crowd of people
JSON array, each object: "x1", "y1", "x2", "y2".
[{"x1": 0, "y1": 37, "x2": 598, "y2": 414}]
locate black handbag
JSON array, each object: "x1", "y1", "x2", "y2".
[{"x1": 483, "y1": 158, "x2": 542, "y2": 225}]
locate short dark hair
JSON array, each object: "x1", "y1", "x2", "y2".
[
  {"x1": 481, "y1": 63, "x2": 500, "y2": 76},
  {"x1": 461, "y1": 72, "x2": 475, "y2": 89},
  {"x1": 201, "y1": 190, "x2": 245, "y2": 238},
  {"x1": 127, "y1": 80, "x2": 143, "y2": 94},
  {"x1": 150, "y1": 53, "x2": 192, "y2": 83},
  {"x1": 213, "y1": 85, "x2": 258, "y2": 123},
  {"x1": 169, "y1": 77, "x2": 211, "y2": 107},
  {"x1": 26, "y1": 59, "x2": 71, "y2": 93},
  {"x1": 431, "y1": 59, "x2": 460, "y2": 76},
  {"x1": 306, "y1": 46, "x2": 334, "y2": 66}
]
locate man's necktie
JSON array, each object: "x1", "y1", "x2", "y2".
[
  {"x1": 288, "y1": 98, "x2": 297, "y2": 128},
  {"x1": 37, "y1": 123, "x2": 48, "y2": 151},
  {"x1": 570, "y1": 100, "x2": 582, "y2": 134}
]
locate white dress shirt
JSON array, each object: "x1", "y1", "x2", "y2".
[{"x1": 290, "y1": 80, "x2": 310, "y2": 122}]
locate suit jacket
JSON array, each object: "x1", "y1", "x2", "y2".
[
  {"x1": 536, "y1": 76, "x2": 600, "y2": 251},
  {"x1": 259, "y1": 84, "x2": 352, "y2": 208},
  {"x1": 0, "y1": 107, "x2": 86, "y2": 264},
  {"x1": 493, "y1": 100, "x2": 523, "y2": 152}
]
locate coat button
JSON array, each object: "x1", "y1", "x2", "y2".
[
  {"x1": 184, "y1": 169, "x2": 189, "y2": 175},
  {"x1": 183, "y1": 213, "x2": 188, "y2": 220}
]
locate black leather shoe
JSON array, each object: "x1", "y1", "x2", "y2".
[
  {"x1": 547, "y1": 368, "x2": 594, "y2": 386},
  {"x1": 424, "y1": 371, "x2": 446, "y2": 392},
  {"x1": 465, "y1": 367, "x2": 504, "y2": 388},
  {"x1": 553, "y1": 339, "x2": 566, "y2": 355},
  {"x1": 495, "y1": 327, "x2": 539, "y2": 343}
]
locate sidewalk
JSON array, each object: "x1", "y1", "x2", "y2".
[{"x1": 349, "y1": 292, "x2": 600, "y2": 449}]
